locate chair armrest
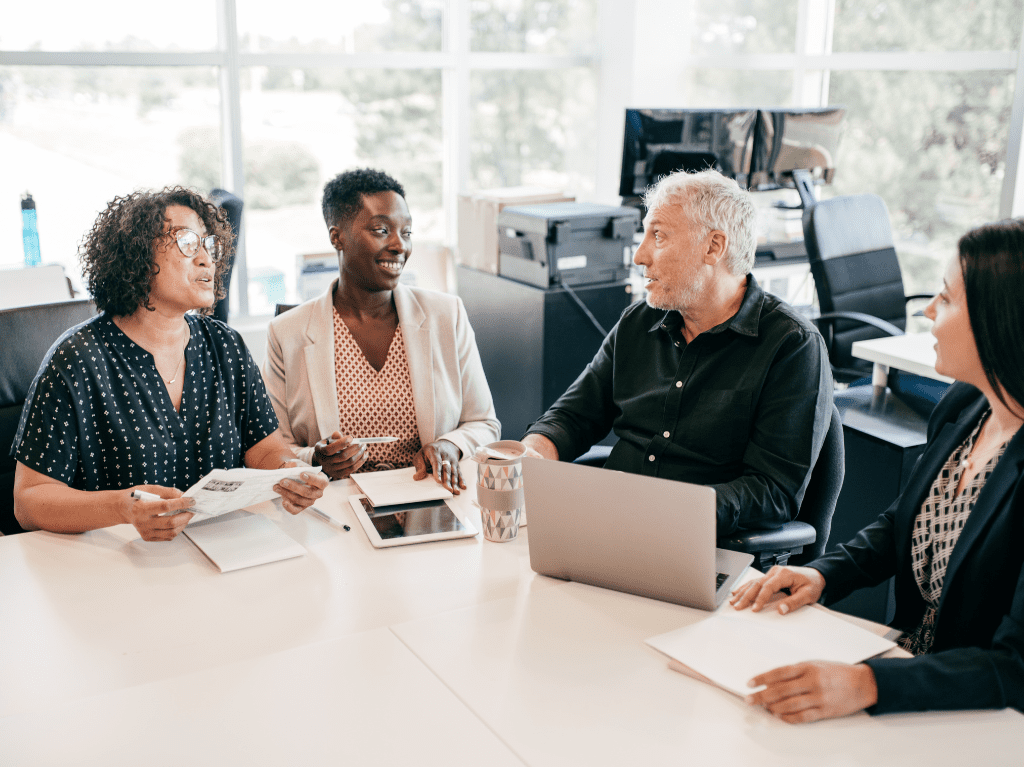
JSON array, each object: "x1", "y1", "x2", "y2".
[
  {"x1": 718, "y1": 521, "x2": 816, "y2": 554},
  {"x1": 815, "y1": 311, "x2": 903, "y2": 337},
  {"x1": 904, "y1": 293, "x2": 933, "y2": 303},
  {"x1": 572, "y1": 445, "x2": 613, "y2": 468}
]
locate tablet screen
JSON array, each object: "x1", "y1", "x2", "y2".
[{"x1": 358, "y1": 497, "x2": 466, "y2": 540}]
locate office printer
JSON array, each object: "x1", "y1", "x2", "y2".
[{"x1": 497, "y1": 202, "x2": 640, "y2": 288}]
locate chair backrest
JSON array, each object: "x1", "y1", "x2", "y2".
[
  {"x1": 209, "y1": 188, "x2": 243, "y2": 324},
  {"x1": 789, "y1": 403, "x2": 844, "y2": 566},
  {"x1": 0, "y1": 299, "x2": 97, "y2": 535},
  {"x1": 803, "y1": 194, "x2": 909, "y2": 375}
]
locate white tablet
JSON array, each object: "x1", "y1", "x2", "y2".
[{"x1": 348, "y1": 495, "x2": 478, "y2": 548}]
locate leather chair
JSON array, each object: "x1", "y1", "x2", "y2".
[
  {"x1": 802, "y1": 194, "x2": 933, "y2": 384},
  {"x1": 209, "y1": 188, "x2": 243, "y2": 324},
  {"x1": 1, "y1": 299, "x2": 98, "y2": 535},
  {"x1": 573, "y1": 403, "x2": 845, "y2": 572},
  {"x1": 718, "y1": 403, "x2": 844, "y2": 570}
]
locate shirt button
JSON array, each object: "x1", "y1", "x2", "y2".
[
  {"x1": 675, "y1": 381, "x2": 682, "y2": 388},
  {"x1": 648, "y1": 455, "x2": 655, "y2": 462},
  {"x1": 663, "y1": 431, "x2": 670, "y2": 438}
]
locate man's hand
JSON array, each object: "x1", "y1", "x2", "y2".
[
  {"x1": 312, "y1": 432, "x2": 367, "y2": 480},
  {"x1": 412, "y1": 439, "x2": 465, "y2": 494},
  {"x1": 729, "y1": 565, "x2": 826, "y2": 615},
  {"x1": 274, "y1": 461, "x2": 329, "y2": 514},
  {"x1": 521, "y1": 434, "x2": 559, "y2": 461},
  {"x1": 124, "y1": 485, "x2": 195, "y2": 542},
  {"x1": 745, "y1": 661, "x2": 878, "y2": 723}
]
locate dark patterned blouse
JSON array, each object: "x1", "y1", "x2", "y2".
[{"x1": 12, "y1": 313, "x2": 278, "y2": 493}]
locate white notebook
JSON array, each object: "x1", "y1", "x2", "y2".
[
  {"x1": 350, "y1": 466, "x2": 453, "y2": 507},
  {"x1": 646, "y1": 597, "x2": 896, "y2": 697},
  {"x1": 183, "y1": 513, "x2": 306, "y2": 573}
]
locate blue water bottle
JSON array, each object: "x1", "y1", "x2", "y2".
[{"x1": 21, "y1": 192, "x2": 41, "y2": 266}]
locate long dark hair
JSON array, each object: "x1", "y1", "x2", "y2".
[{"x1": 958, "y1": 218, "x2": 1024, "y2": 417}]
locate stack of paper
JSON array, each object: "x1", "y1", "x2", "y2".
[
  {"x1": 645, "y1": 599, "x2": 896, "y2": 697},
  {"x1": 351, "y1": 466, "x2": 453, "y2": 506}
]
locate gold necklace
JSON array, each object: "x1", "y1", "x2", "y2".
[{"x1": 162, "y1": 326, "x2": 190, "y2": 385}]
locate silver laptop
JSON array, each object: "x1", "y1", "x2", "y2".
[{"x1": 523, "y1": 458, "x2": 754, "y2": 611}]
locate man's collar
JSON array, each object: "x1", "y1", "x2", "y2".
[{"x1": 648, "y1": 275, "x2": 766, "y2": 338}]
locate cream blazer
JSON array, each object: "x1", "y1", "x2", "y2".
[{"x1": 262, "y1": 281, "x2": 500, "y2": 465}]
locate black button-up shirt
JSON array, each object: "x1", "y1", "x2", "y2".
[{"x1": 526, "y1": 276, "x2": 832, "y2": 535}]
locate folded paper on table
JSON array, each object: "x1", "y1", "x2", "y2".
[
  {"x1": 182, "y1": 466, "x2": 322, "y2": 520},
  {"x1": 351, "y1": 466, "x2": 453, "y2": 507},
  {"x1": 183, "y1": 512, "x2": 306, "y2": 573},
  {"x1": 646, "y1": 596, "x2": 896, "y2": 697}
]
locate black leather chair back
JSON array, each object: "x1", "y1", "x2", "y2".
[
  {"x1": 209, "y1": 188, "x2": 243, "y2": 324},
  {"x1": 0, "y1": 299, "x2": 97, "y2": 535},
  {"x1": 803, "y1": 194, "x2": 910, "y2": 377},
  {"x1": 789, "y1": 403, "x2": 844, "y2": 566}
]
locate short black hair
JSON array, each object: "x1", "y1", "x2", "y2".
[
  {"x1": 958, "y1": 218, "x2": 1024, "y2": 417},
  {"x1": 321, "y1": 168, "x2": 406, "y2": 230},
  {"x1": 79, "y1": 186, "x2": 233, "y2": 317}
]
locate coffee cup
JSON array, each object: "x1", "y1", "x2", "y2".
[{"x1": 475, "y1": 440, "x2": 526, "y2": 542}]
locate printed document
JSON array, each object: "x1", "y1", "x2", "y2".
[
  {"x1": 645, "y1": 596, "x2": 896, "y2": 697},
  {"x1": 183, "y1": 466, "x2": 323, "y2": 520},
  {"x1": 350, "y1": 466, "x2": 452, "y2": 507}
]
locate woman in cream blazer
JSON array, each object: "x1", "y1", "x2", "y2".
[{"x1": 263, "y1": 277, "x2": 500, "y2": 473}]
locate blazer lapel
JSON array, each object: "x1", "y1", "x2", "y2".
[
  {"x1": 305, "y1": 283, "x2": 340, "y2": 439},
  {"x1": 939, "y1": 423, "x2": 1024, "y2": 614},
  {"x1": 394, "y1": 285, "x2": 435, "y2": 444}
]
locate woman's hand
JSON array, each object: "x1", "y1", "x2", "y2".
[
  {"x1": 729, "y1": 565, "x2": 826, "y2": 615},
  {"x1": 312, "y1": 431, "x2": 367, "y2": 480},
  {"x1": 412, "y1": 439, "x2": 465, "y2": 494},
  {"x1": 124, "y1": 485, "x2": 195, "y2": 542},
  {"x1": 745, "y1": 661, "x2": 879, "y2": 723},
  {"x1": 274, "y1": 461, "x2": 329, "y2": 515}
]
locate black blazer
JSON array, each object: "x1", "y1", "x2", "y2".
[{"x1": 811, "y1": 382, "x2": 1024, "y2": 714}]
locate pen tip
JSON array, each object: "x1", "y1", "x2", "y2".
[{"x1": 343, "y1": 524, "x2": 351, "y2": 531}]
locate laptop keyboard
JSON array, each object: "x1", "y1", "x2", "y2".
[{"x1": 716, "y1": 572, "x2": 728, "y2": 590}]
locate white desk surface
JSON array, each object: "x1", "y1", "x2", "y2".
[
  {"x1": 851, "y1": 333, "x2": 954, "y2": 384},
  {"x1": 2, "y1": 465, "x2": 1021, "y2": 764}
]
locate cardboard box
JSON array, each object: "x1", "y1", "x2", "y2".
[{"x1": 457, "y1": 187, "x2": 574, "y2": 274}]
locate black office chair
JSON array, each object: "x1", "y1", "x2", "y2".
[
  {"x1": 274, "y1": 303, "x2": 298, "y2": 316},
  {"x1": 1, "y1": 299, "x2": 98, "y2": 535},
  {"x1": 209, "y1": 188, "x2": 243, "y2": 324},
  {"x1": 717, "y1": 403, "x2": 844, "y2": 571},
  {"x1": 802, "y1": 194, "x2": 933, "y2": 384}
]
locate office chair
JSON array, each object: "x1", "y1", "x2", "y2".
[
  {"x1": 0, "y1": 299, "x2": 98, "y2": 535},
  {"x1": 717, "y1": 403, "x2": 844, "y2": 570},
  {"x1": 209, "y1": 188, "x2": 243, "y2": 324},
  {"x1": 274, "y1": 303, "x2": 298, "y2": 316},
  {"x1": 802, "y1": 194, "x2": 933, "y2": 385}
]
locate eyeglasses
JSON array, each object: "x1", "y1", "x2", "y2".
[{"x1": 162, "y1": 228, "x2": 219, "y2": 259}]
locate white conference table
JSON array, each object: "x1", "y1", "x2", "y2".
[
  {"x1": 1, "y1": 467, "x2": 1021, "y2": 766},
  {"x1": 851, "y1": 332, "x2": 955, "y2": 388}
]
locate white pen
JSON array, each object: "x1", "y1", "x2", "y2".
[
  {"x1": 131, "y1": 489, "x2": 161, "y2": 503},
  {"x1": 352, "y1": 436, "x2": 398, "y2": 445},
  {"x1": 305, "y1": 506, "x2": 351, "y2": 531}
]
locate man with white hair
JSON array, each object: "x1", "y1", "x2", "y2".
[{"x1": 522, "y1": 169, "x2": 832, "y2": 535}]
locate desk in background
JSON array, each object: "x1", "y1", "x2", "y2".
[
  {"x1": 1, "y1": 467, "x2": 1021, "y2": 765},
  {"x1": 852, "y1": 332, "x2": 953, "y2": 388}
]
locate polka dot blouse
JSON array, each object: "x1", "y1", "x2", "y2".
[{"x1": 12, "y1": 313, "x2": 279, "y2": 493}]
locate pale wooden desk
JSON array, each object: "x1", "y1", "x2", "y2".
[
  {"x1": 851, "y1": 333, "x2": 954, "y2": 388},
  {"x1": 1, "y1": 464, "x2": 1021, "y2": 765}
]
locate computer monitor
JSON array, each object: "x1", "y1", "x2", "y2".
[{"x1": 748, "y1": 107, "x2": 845, "y2": 191}]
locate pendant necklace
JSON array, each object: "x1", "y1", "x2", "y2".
[{"x1": 163, "y1": 326, "x2": 190, "y2": 385}]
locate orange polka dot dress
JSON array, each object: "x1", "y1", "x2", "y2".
[{"x1": 333, "y1": 307, "x2": 421, "y2": 471}]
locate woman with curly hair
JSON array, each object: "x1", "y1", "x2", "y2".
[{"x1": 11, "y1": 186, "x2": 327, "y2": 540}]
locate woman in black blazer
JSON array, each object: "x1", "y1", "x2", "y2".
[{"x1": 731, "y1": 218, "x2": 1024, "y2": 722}]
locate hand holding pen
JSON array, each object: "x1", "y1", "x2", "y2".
[
  {"x1": 125, "y1": 486, "x2": 195, "y2": 542},
  {"x1": 312, "y1": 431, "x2": 369, "y2": 480}
]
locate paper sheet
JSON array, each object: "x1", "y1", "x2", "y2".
[
  {"x1": 183, "y1": 513, "x2": 306, "y2": 573},
  {"x1": 182, "y1": 466, "x2": 323, "y2": 520},
  {"x1": 350, "y1": 466, "x2": 453, "y2": 507},
  {"x1": 646, "y1": 597, "x2": 896, "y2": 697}
]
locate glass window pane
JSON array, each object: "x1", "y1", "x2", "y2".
[
  {"x1": 684, "y1": 69, "x2": 794, "y2": 107},
  {"x1": 470, "y1": 68, "x2": 597, "y2": 197},
  {"x1": 691, "y1": 0, "x2": 798, "y2": 55},
  {"x1": 470, "y1": 0, "x2": 598, "y2": 54},
  {"x1": 828, "y1": 70, "x2": 1015, "y2": 294},
  {"x1": 239, "y1": 67, "x2": 442, "y2": 313},
  {"x1": 237, "y1": 0, "x2": 443, "y2": 54},
  {"x1": 2, "y1": 1, "x2": 218, "y2": 51},
  {"x1": 833, "y1": 0, "x2": 1023, "y2": 52},
  {"x1": 0, "y1": 66, "x2": 221, "y2": 293}
]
